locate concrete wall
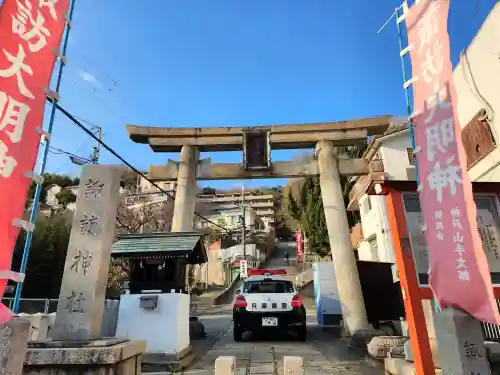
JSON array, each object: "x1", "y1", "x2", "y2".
[
  {"x1": 21, "y1": 299, "x2": 120, "y2": 340},
  {"x1": 379, "y1": 136, "x2": 415, "y2": 181},
  {"x1": 116, "y1": 293, "x2": 190, "y2": 354},
  {"x1": 358, "y1": 194, "x2": 395, "y2": 263}
]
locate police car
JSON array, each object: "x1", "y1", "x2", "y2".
[{"x1": 232, "y1": 269, "x2": 307, "y2": 342}]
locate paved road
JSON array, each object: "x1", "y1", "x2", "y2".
[{"x1": 185, "y1": 243, "x2": 384, "y2": 375}]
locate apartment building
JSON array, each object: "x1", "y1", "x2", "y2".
[
  {"x1": 196, "y1": 191, "x2": 276, "y2": 229},
  {"x1": 135, "y1": 172, "x2": 176, "y2": 194}
]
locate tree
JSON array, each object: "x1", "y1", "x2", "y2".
[
  {"x1": 287, "y1": 177, "x2": 330, "y2": 257},
  {"x1": 26, "y1": 173, "x2": 79, "y2": 208},
  {"x1": 11, "y1": 213, "x2": 71, "y2": 298},
  {"x1": 336, "y1": 143, "x2": 368, "y2": 227},
  {"x1": 55, "y1": 187, "x2": 77, "y2": 209},
  {"x1": 285, "y1": 143, "x2": 368, "y2": 256},
  {"x1": 121, "y1": 169, "x2": 139, "y2": 192},
  {"x1": 108, "y1": 192, "x2": 176, "y2": 296},
  {"x1": 115, "y1": 196, "x2": 174, "y2": 236}
]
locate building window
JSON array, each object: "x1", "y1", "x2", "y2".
[
  {"x1": 406, "y1": 148, "x2": 415, "y2": 165},
  {"x1": 461, "y1": 109, "x2": 495, "y2": 169}
]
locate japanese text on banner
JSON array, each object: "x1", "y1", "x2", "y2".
[
  {"x1": 0, "y1": 0, "x2": 70, "y2": 323},
  {"x1": 406, "y1": 0, "x2": 499, "y2": 323}
]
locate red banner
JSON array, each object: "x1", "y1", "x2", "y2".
[
  {"x1": 296, "y1": 231, "x2": 303, "y2": 262},
  {"x1": 406, "y1": 0, "x2": 499, "y2": 323},
  {"x1": 0, "y1": 0, "x2": 69, "y2": 322}
]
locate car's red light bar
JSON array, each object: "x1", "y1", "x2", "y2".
[{"x1": 247, "y1": 269, "x2": 287, "y2": 276}]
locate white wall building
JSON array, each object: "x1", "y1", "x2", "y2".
[
  {"x1": 197, "y1": 206, "x2": 265, "y2": 232},
  {"x1": 45, "y1": 184, "x2": 80, "y2": 212},
  {"x1": 348, "y1": 3, "x2": 500, "y2": 277},
  {"x1": 197, "y1": 192, "x2": 276, "y2": 229}
]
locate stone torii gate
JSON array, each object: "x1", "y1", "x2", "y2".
[{"x1": 126, "y1": 115, "x2": 392, "y2": 335}]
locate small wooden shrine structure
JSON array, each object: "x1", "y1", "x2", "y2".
[{"x1": 111, "y1": 232, "x2": 208, "y2": 294}]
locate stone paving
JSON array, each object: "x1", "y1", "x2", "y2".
[
  {"x1": 185, "y1": 311, "x2": 384, "y2": 375},
  {"x1": 179, "y1": 244, "x2": 384, "y2": 375}
]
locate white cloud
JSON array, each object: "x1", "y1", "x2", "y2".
[{"x1": 78, "y1": 69, "x2": 97, "y2": 84}]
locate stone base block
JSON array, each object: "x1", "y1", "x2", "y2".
[
  {"x1": 384, "y1": 358, "x2": 442, "y2": 375},
  {"x1": 367, "y1": 336, "x2": 408, "y2": 359},
  {"x1": 18, "y1": 313, "x2": 50, "y2": 341},
  {"x1": 434, "y1": 308, "x2": 490, "y2": 374},
  {"x1": 0, "y1": 317, "x2": 31, "y2": 375},
  {"x1": 23, "y1": 338, "x2": 145, "y2": 375},
  {"x1": 215, "y1": 356, "x2": 236, "y2": 375},
  {"x1": 284, "y1": 356, "x2": 304, "y2": 375},
  {"x1": 142, "y1": 345, "x2": 195, "y2": 373}
]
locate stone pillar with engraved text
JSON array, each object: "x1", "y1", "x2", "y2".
[{"x1": 51, "y1": 164, "x2": 122, "y2": 341}]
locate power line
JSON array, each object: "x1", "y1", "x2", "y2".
[
  {"x1": 49, "y1": 146, "x2": 91, "y2": 162},
  {"x1": 68, "y1": 48, "x2": 119, "y2": 89},
  {"x1": 47, "y1": 98, "x2": 229, "y2": 232}
]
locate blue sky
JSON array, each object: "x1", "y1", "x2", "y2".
[{"x1": 37, "y1": 0, "x2": 497, "y2": 189}]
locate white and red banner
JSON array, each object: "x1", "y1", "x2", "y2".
[
  {"x1": 0, "y1": 0, "x2": 69, "y2": 323},
  {"x1": 296, "y1": 230, "x2": 303, "y2": 262},
  {"x1": 406, "y1": 0, "x2": 499, "y2": 323}
]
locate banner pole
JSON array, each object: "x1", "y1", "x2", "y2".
[
  {"x1": 394, "y1": 5, "x2": 440, "y2": 313},
  {"x1": 12, "y1": 0, "x2": 76, "y2": 313}
]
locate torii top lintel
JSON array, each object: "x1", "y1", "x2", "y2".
[{"x1": 126, "y1": 115, "x2": 393, "y2": 152}]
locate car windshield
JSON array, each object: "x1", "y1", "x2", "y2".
[{"x1": 243, "y1": 280, "x2": 294, "y2": 294}]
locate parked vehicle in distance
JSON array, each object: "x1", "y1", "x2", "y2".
[{"x1": 232, "y1": 269, "x2": 307, "y2": 342}]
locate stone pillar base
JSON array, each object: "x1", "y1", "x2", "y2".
[
  {"x1": 142, "y1": 345, "x2": 195, "y2": 373},
  {"x1": 434, "y1": 308, "x2": 491, "y2": 374},
  {"x1": 0, "y1": 317, "x2": 31, "y2": 375},
  {"x1": 23, "y1": 338, "x2": 145, "y2": 375}
]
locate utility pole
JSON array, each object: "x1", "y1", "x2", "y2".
[
  {"x1": 241, "y1": 184, "x2": 246, "y2": 260},
  {"x1": 90, "y1": 125, "x2": 102, "y2": 164}
]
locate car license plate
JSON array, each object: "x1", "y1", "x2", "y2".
[{"x1": 262, "y1": 317, "x2": 278, "y2": 327}]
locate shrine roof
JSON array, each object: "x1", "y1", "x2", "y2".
[{"x1": 111, "y1": 232, "x2": 207, "y2": 264}]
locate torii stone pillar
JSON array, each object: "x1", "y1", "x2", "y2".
[
  {"x1": 171, "y1": 145, "x2": 200, "y2": 232},
  {"x1": 316, "y1": 140, "x2": 371, "y2": 335}
]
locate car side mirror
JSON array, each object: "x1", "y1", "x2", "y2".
[{"x1": 235, "y1": 289, "x2": 241, "y2": 295}]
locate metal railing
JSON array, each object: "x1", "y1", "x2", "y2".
[
  {"x1": 481, "y1": 299, "x2": 500, "y2": 342},
  {"x1": 2, "y1": 298, "x2": 58, "y2": 314}
]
